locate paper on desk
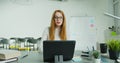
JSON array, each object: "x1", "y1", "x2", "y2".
[{"x1": 72, "y1": 56, "x2": 81, "y2": 62}]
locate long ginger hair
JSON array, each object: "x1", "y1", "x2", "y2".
[{"x1": 49, "y1": 10, "x2": 67, "y2": 40}]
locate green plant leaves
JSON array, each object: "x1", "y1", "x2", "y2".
[
  {"x1": 92, "y1": 50, "x2": 100, "y2": 59},
  {"x1": 106, "y1": 39, "x2": 120, "y2": 51}
]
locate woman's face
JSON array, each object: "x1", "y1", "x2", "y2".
[{"x1": 54, "y1": 12, "x2": 63, "y2": 27}]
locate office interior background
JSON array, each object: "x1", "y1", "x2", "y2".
[{"x1": 0, "y1": 0, "x2": 120, "y2": 51}]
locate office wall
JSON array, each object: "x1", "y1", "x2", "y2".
[
  {"x1": 61, "y1": 0, "x2": 114, "y2": 43},
  {"x1": 114, "y1": 0, "x2": 120, "y2": 34},
  {"x1": 117, "y1": 0, "x2": 120, "y2": 34},
  {"x1": 0, "y1": 0, "x2": 114, "y2": 43}
]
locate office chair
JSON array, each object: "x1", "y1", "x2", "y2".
[
  {"x1": 26, "y1": 38, "x2": 37, "y2": 51},
  {"x1": 9, "y1": 37, "x2": 20, "y2": 49},
  {"x1": 36, "y1": 37, "x2": 41, "y2": 51},
  {"x1": 18, "y1": 38, "x2": 26, "y2": 48},
  {"x1": 0, "y1": 38, "x2": 9, "y2": 49}
]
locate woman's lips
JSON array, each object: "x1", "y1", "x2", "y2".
[{"x1": 57, "y1": 22, "x2": 60, "y2": 24}]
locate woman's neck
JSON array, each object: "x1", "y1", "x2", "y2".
[{"x1": 55, "y1": 26, "x2": 60, "y2": 29}]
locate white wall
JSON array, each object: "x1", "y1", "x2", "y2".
[
  {"x1": 114, "y1": 0, "x2": 120, "y2": 34},
  {"x1": 0, "y1": 0, "x2": 114, "y2": 43}
]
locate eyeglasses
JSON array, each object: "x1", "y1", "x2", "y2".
[{"x1": 54, "y1": 16, "x2": 63, "y2": 20}]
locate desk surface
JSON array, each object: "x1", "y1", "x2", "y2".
[{"x1": 11, "y1": 51, "x2": 115, "y2": 63}]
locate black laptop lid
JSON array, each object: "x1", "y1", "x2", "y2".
[{"x1": 43, "y1": 40, "x2": 76, "y2": 62}]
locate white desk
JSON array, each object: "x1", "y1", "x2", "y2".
[{"x1": 11, "y1": 51, "x2": 115, "y2": 63}]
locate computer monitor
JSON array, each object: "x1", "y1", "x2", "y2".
[{"x1": 43, "y1": 40, "x2": 76, "y2": 62}]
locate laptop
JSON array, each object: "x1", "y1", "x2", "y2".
[{"x1": 43, "y1": 40, "x2": 76, "y2": 62}]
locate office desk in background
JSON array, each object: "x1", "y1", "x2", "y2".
[{"x1": 11, "y1": 51, "x2": 115, "y2": 63}]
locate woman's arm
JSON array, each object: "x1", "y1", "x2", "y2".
[{"x1": 39, "y1": 27, "x2": 49, "y2": 52}]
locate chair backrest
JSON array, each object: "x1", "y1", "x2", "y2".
[
  {"x1": 18, "y1": 38, "x2": 26, "y2": 42},
  {"x1": 10, "y1": 37, "x2": 19, "y2": 43},
  {"x1": 0, "y1": 38, "x2": 9, "y2": 44},
  {"x1": 27, "y1": 38, "x2": 37, "y2": 44},
  {"x1": 37, "y1": 37, "x2": 41, "y2": 41}
]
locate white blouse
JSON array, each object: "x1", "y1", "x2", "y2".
[{"x1": 39, "y1": 27, "x2": 69, "y2": 52}]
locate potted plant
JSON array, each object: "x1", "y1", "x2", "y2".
[
  {"x1": 106, "y1": 39, "x2": 120, "y2": 60},
  {"x1": 92, "y1": 50, "x2": 100, "y2": 63}
]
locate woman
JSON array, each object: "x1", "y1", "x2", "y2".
[{"x1": 40, "y1": 10, "x2": 67, "y2": 52}]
